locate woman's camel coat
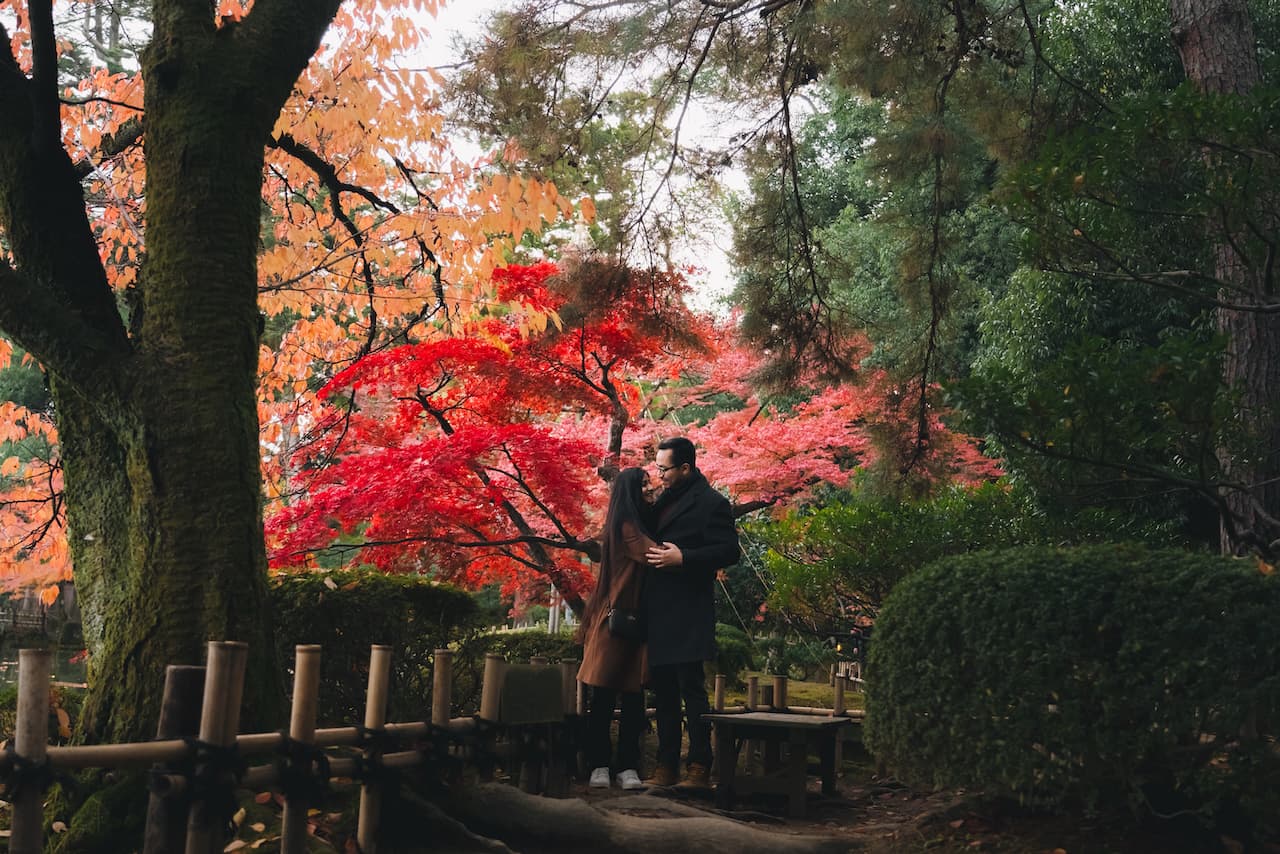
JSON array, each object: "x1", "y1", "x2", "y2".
[{"x1": 578, "y1": 521, "x2": 656, "y2": 693}]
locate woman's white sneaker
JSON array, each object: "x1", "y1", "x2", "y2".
[
  {"x1": 616, "y1": 769, "x2": 644, "y2": 790},
  {"x1": 589, "y1": 767, "x2": 612, "y2": 788}
]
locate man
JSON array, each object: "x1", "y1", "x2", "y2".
[{"x1": 643, "y1": 437, "x2": 741, "y2": 787}]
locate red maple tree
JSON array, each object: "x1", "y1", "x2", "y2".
[{"x1": 266, "y1": 261, "x2": 1000, "y2": 608}]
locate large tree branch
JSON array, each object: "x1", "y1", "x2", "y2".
[
  {"x1": 0, "y1": 21, "x2": 130, "y2": 389},
  {"x1": 0, "y1": 262, "x2": 128, "y2": 405},
  {"x1": 234, "y1": 0, "x2": 345, "y2": 127},
  {"x1": 73, "y1": 116, "x2": 144, "y2": 179},
  {"x1": 269, "y1": 132, "x2": 401, "y2": 217},
  {"x1": 732, "y1": 498, "x2": 777, "y2": 517},
  {"x1": 291, "y1": 532, "x2": 596, "y2": 557},
  {"x1": 151, "y1": 0, "x2": 217, "y2": 43},
  {"x1": 28, "y1": 0, "x2": 61, "y2": 148}
]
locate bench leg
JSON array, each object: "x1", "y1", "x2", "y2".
[
  {"x1": 818, "y1": 732, "x2": 837, "y2": 796},
  {"x1": 786, "y1": 730, "x2": 807, "y2": 818},
  {"x1": 763, "y1": 738, "x2": 780, "y2": 773},
  {"x1": 714, "y1": 723, "x2": 739, "y2": 810}
]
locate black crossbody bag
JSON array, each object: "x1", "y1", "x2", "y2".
[
  {"x1": 605, "y1": 562, "x2": 648, "y2": 643},
  {"x1": 605, "y1": 606, "x2": 645, "y2": 643}
]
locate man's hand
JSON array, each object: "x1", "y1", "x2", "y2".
[{"x1": 646, "y1": 541, "x2": 683, "y2": 568}]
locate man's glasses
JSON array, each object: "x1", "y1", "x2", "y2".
[{"x1": 656, "y1": 463, "x2": 682, "y2": 473}]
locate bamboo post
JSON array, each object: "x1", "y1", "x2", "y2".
[
  {"x1": 772, "y1": 675, "x2": 789, "y2": 765},
  {"x1": 431, "y1": 649, "x2": 453, "y2": 728},
  {"x1": 832, "y1": 675, "x2": 847, "y2": 777},
  {"x1": 186, "y1": 641, "x2": 249, "y2": 854},
  {"x1": 479, "y1": 653, "x2": 505, "y2": 722},
  {"x1": 10, "y1": 648, "x2": 52, "y2": 854},
  {"x1": 143, "y1": 665, "x2": 206, "y2": 854},
  {"x1": 281, "y1": 645, "x2": 322, "y2": 854},
  {"x1": 477, "y1": 653, "x2": 505, "y2": 783},
  {"x1": 713, "y1": 674, "x2": 726, "y2": 712},
  {"x1": 558, "y1": 659, "x2": 581, "y2": 786},
  {"x1": 559, "y1": 660, "x2": 579, "y2": 716},
  {"x1": 743, "y1": 675, "x2": 759, "y2": 773},
  {"x1": 357, "y1": 645, "x2": 393, "y2": 854}
]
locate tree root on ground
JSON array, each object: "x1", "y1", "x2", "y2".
[{"x1": 425, "y1": 782, "x2": 862, "y2": 853}]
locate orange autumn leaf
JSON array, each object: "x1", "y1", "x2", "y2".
[{"x1": 3, "y1": 0, "x2": 577, "y2": 592}]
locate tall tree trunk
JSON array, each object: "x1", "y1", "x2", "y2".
[
  {"x1": 68, "y1": 14, "x2": 291, "y2": 743},
  {"x1": 1, "y1": 0, "x2": 344, "y2": 743},
  {"x1": 1169, "y1": 0, "x2": 1280, "y2": 556}
]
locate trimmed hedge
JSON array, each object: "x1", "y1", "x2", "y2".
[
  {"x1": 270, "y1": 570, "x2": 480, "y2": 725},
  {"x1": 865, "y1": 544, "x2": 1280, "y2": 829}
]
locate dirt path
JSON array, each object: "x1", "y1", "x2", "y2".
[{"x1": 571, "y1": 772, "x2": 1243, "y2": 853}]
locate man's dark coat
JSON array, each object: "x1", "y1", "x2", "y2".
[{"x1": 644, "y1": 471, "x2": 741, "y2": 668}]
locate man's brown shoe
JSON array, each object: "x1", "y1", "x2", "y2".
[
  {"x1": 644, "y1": 766, "x2": 678, "y2": 787},
  {"x1": 678, "y1": 762, "x2": 711, "y2": 788}
]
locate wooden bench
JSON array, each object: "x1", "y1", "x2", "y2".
[{"x1": 703, "y1": 711, "x2": 858, "y2": 817}]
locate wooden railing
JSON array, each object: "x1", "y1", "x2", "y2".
[{"x1": 0, "y1": 644, "x2": 861, "y2": 854}]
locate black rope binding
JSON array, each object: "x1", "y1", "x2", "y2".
[
  {"x1": 353, "y1": 725, "x2": 401, "y2": 788},
  {"x1": 420, "y1": 723, "x2": 467, "y2": 788},
  {"x1": 274, "y1": 730, "x2": 331, "y2": 805},
  {"x1": 180, "y1": 737, "x2": 248, "y2": 834},
  {"x1": 0, "y1": 742, "x2": 55, "y2": 803}
]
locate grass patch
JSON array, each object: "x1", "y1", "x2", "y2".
[{"x1": 724, "y1": 675, "x2": 864, "y2": 712}]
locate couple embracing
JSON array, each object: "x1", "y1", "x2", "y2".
[{"x1": 576, "y1": 437, "x2": 741, "y2": 790}]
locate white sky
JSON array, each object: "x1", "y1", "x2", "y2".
[{"x1": 421, "y1": 0, "x2": 740, "y2": 312}]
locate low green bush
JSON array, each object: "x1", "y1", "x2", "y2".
[
  {"x1": 754, "y1": 481, "x2": 1161, "y2": 633},
  {"x1": 710, "y1": 623, "x2": 756, "y2": 687},
  {"x1": 865, "y1": 544, "x2": 1280, "y2": 832},
  {"x1": 755, "y1": 632, "x2": 832, "y2": 681},
  {"x1": 270, "y1": 570, "x2": 481, "y2": 725}
]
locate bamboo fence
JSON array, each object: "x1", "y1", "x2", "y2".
[{"x1": 0, "y1": 644, "x2": 861, "y2": 853}]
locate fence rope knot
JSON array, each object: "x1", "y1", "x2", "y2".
[
  {"x1": 274, "y1": 729, "x2": 331, "y2": 804},
  {"x1": 181, "y1": 737, "x2": 248, "y2": 832},
  {"x1": 0, "y1": 742, "x2": 55, "y2": 803},
  {"x1": 420, "y1": 720, "x2": 470, "y2": 783},
  {"x1": 353, "y1": 725, "x2": 400, "y2": 787}
]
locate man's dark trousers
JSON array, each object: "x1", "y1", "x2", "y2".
[{"x1": 650, "y1": 660, "x2": 712, "y2": 770}]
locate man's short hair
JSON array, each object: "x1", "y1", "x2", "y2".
[{"x1": 657, "y1": 436, "x2": 696, "y2": 468}]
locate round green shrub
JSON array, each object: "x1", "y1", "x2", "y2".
[
  {"x1": 711, "y1": 623, "x2": 756, "y2": 687},
  {"x1": 270, "y1": 570, "x2": 481, "y2": 725},
  {"x1": 865, "y1": 544, "x2": 1280, "y2": 829}
]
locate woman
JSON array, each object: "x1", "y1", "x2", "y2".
[{"x1": 577, "y1": 466, "x2": 658, "y2": 790}]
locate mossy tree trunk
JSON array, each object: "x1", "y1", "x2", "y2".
[{"x1": 0, "y1": 0, "x2": 344, "y2": 743}]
